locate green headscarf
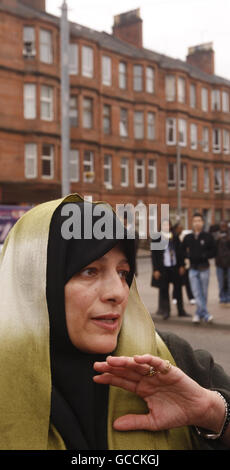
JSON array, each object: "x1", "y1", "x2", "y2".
[{"x1": 0, "y1": 194, "x2": 200, "y2": 450}]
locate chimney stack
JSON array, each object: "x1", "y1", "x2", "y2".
[
  {"x1": 186, "y1": 42, "x2": 215, "y2": 75},
  {"x1": 113, "y1": 9, "x2": 143, "y2": 48}
]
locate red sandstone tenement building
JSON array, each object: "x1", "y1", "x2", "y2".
[{"x1": 0, "y1": 0, "x2": 230, "y2": 228}]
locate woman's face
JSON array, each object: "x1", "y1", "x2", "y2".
[{"x1": 64, "y1": 244, "x2": 131, "y2": 354}]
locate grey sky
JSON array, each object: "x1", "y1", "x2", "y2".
[{"x1": 46, "y1": 0, "x2": 230, "y2": 80}]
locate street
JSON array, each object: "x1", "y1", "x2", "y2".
[{"x1": 136, "y1": 253, "x2": 230, "y2": 376}]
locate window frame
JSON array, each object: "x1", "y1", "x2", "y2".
[
  {"x1": 25, "y1": 143, "x2": 37, "y2": 179},
  {"x1": 166, "y1": 117, "x2": 176, "y2": 145},
  {"x1": 40, "y1": 85, "x2": 54, "y2": 121},
  {"x1": 133, "y1": 64, "x2": 143, "y2": 92},
  {"x1": 82, "y1": 45, "x2": 94, "y2": 78},
  {"x1": 146, "y1": 66, "x2": 154, "y2": 94},
  {"x1": 24, "y1": 83, "x2": 36, "y2": 119},
  {"x1": 148, "y1": 159, "x2": 157, "y2": 188},
  {"x1": 69, "y1": 43, "x2": 79, "y2": 75},
  {"x1": 69, "y1": 149, "x2": 80, "y2": 182},
  {"x1": 103, "y1": 154, "x2": 112, "y2": 188},
  {"x1": 120, "y1": 157, "x2": 129, "y2": 187},
  {"x1": 39, "y1": 28, "x2": 53, "y2": 64},
  {"x1": 120, "y1": 108, "x2": 128, "y2": 138},
  {"x1": 102, "y1": 55, "x2": 112, "y2": 86},
  {"x1": 83, "y1": 150, "x2": 94, "y2": 182},
  {"x1": 134, "y1": 158, "x2": 145, "y2": 187},
  {"x1": 134, "y1": 110, "x2": 144, "y2": 139},
  {"x1": 41, "y1": 144, "x2": 54, "y2": 179},
  {"x1": 83, "y1": 97, "x2": 93, "y2": 129}
]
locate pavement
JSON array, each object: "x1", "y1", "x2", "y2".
[{"x1": 136, "y1": 248, "x2": 230, "y2": 331}]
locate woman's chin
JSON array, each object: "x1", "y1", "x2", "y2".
[{"x1": 77, "y1": 336, "x2": 118, "y2": 355}]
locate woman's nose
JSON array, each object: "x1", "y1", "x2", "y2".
[{"x1": 100, "y1": 271, "x2": 128, "y2": 304}]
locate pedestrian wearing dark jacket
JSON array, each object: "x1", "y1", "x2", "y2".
[
  {"x1": 182, "y1": 212, "x2": 216, "y2": 323},
  {"x1": 151, "y1": 220, "x2": 190, "y2": 320},
  {"x1": 215, "y1": 221, "x2": 230, "y2": 306}
]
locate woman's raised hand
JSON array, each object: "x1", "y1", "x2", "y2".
[{"x1": 93, "y1": 354, "x2": 225, "y2": 434}]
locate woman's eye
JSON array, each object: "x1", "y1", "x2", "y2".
[
  {"x1": 81, "y1": 267, "x2": 97, "y2": 277},
  {"x1": 118, "y1": 270, "x2": 130, "y2": 280}
]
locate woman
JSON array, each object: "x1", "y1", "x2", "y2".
[{"x1": 0, "y1": 193, "x2": 230, "y2": 450}]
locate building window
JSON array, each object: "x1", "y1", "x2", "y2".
[
  {"x1": 166, "y1": 117, "x2": 176, "y2": 145},
  {"x1": 120, "y1": 157, "x2": 129, "y2": 187},
  {"x1": 214, "y1": 168, "x2": 222, "y2": 192},
  {"x1": 120, "y1": 108, "x2": 128, "y2": 137},
  {"x1": 177, "y1": 77, "x2": 186, "y2": 103},
  {"x1": 214, "y1": 209, "x2": 222, "y2": 224},
  {"x1": 223, "y1": 130, "x2": 230, "y2": 154},
  {"x1": 165, "y1": 75, "x2": 176, "y2": 101},
  {"x1": 119, "y1": 62, "x2": 127, "y2": 89},
  {"x1": 148, "y1": 159, "x2": 156, "y2": 188},
  {"x1": 133, "y1": 65, "x2": 143, "y2": 92},
  {"x1": 168, "y1": 162, "x2": 176, "y2": 188},
  {"x1": 202, "y1": 127, "x2": 209, "y2": 152},
  {"x1": 103, "y1": 104, "x2": 111, "y2": 134},
  {"x1": 104, "y1": 155, "x2": 112, "y2": 188},
  {"x1": 83, "y1": 98, "x2": 93, "y2": 129},
  {"x1": 70, "y1": 149, "x2": 79, "y2": 182},
  {"x1": 83, "y1": 150, "x2": 94, "y2": 182},
  {"x1": 178, "y1": 119, "x2": 187, "y2": 146},
  {"x1": 23, "y1": 26, "x2": 36, "y2": 57},
  {"x1": 82, "y1": 46, "x2": 94, "y2": 78},
  {"x1": 146, "y1": 67, "x2": 154, "y2": 93},
  {"x1": 211, "y1": 89, "x2": 221, "y2": 111},
  {"x1": 192, "y1": 166, "x2": 198, "y2": 192},
  {"x1": 39, "y1": 29, "x2": 53, "y2": 64},
  {"x1": 69, "y1": 43, "x2": 78, "y2": 75},
  {"x1": 42, "y1": 144, "x2": 54, "y2": 179},
  {"x1": 25, "y1": 143, "x2": 37, "y2": 178},
  {"x1": 190, "y1": 83, "x2": 196, "y2": 108},
  {"x1": 204, "y1": 168, "x2": 210, "y2": 192},
  {"x1": 69, "y1": 96, "x2": 78, "y2": 127},
  {"x1": 180, "y1": 163, "x2": 187, "y2": 189},
  {"x1": 201, "y1": 87, "x2": 208, "y2": 111},
  {"x1": 41, "y1": 85, "x2": 53, "y2": 121},
  {"x1": 222, "y1": 91, "x2": 229, "y2": 112},
  {"x1": 190, "y1": 123, "x2": 198, "y2": 149},
  {"x1": 24, "y1": 83, "x2": 36, "y2": 119},
  {"x1": 102, "y1": 56, "x2": 112, "y2": 86},
  {"x1": 134, "y1": 111, "x2": 144, "y2": 139},
  {"x1": 224, "y1": 168, "x2": 230, "y2": 193},
  {"x1": 212, "y1": 128, "x2": 221, "y2": 153},
  {"x1": 134, "y1": 159, "x2": 145, "y2": 187},
  {"x1": 147, "y1": 112, "x2": 155, "y2": 140}
]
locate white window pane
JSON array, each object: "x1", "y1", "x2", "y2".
[
  {"x1": 214, "y1": 169, "x2": 222, "y2": 192},
  {"x1": 102, "y1": 56, "x2": 112, "y2": 86},
  {"x1": 223, "y1": 130, "x2": 230, "y2": 154},
  {"x1": 168, "y1": 163, "x2": 176, "y2": 188},
  {"x1": 224, "y1": 169, "x2": 230, "y2": 193},
  {"x1": 134, "y1": 111, "x2": 144, "y2": 139},
  {"x1": 135, "y1": 159, "x2": 145, "y2": 187},
  {"x1": 190, "y1": 124, "x2": 197, "y2": 149},
  {"x1": 23, "y1": 26, "x2": 36, "y2": 57},
  {"x1": 120, "y1": 157, "x2": 129, "y2": 186},
  {"x1": 148, "y1": 159, "x2": 156, "y2": 187},
  {"x1": 190, "y1": 84, "x2": 196, "y2": 108},
  {"x1": 166, "y1": 75, "x2": 175, "y2": 101},
  {"x1": 82, "y1": 46, "x2": 93, "y2": 78},
  {"x1": 25, "y1": 143, "x2": 37, "y2": 178},
  {"x1": 41, "y1": 86, "x2": 53, "y2": 121},
  {"x1": 120, "y1": 109, "x2": 128, "y2": 137},
  {"x1": 83, "y1": 151, "x2": 94, "y2": 182},
  {"x1": 222, "y1": 91, "x2": 229, "y2": 112},
  {"x1": 212, "y1": 90, "x2": 221, "y2": 111},
  {"x1": 104, "y1": 154, "x2": 112, "y2": 186},
  {"x1": 178, "y1": 77, "x2": 186, "y2": 103},
  {"x1": 201, "y1": 88, "x2": 208, "y2": 111},
  {"x1": 40, "y1": 29, "x2": 53, "y2": 64},
  {"x1": 202, "y1": 127, "x2": 209, "y2": 152},
  {"x1": 83, "y1": 98, "x2": 93, "y2": 128},
  {"x1": 119, "y1": 62, "x2": 127, "y2": 89},
  {"x1": 204, "y1": 168, "x2": 210, "y2": 192},
  {"x1": 178, "y1": 119, "x2": 187, "y2": 146},
  {"x1": 70, "y1": 149, "x2": 79, "y2": 182},
  {"x1": 146, "y1": 67, "x2": 154, "y2": 93},
  {"x1": 147, "y1": 112, "x2": 155, "y2": 140},
  {"x1": 133, "y1": 65, "x2": 143, "y2": 91},
  {"x1": 69, "y1": 44, "x2": 78, "y2": 75},
  {"x1": 24, "y1": 84, "x2": 36, "y2": 119}
]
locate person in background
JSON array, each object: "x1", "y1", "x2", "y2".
[
  {"x1": 172, "y1": 223, "x2": 195, "y2": 306},
  {"x1": 151, "y1": 219, "x2": 190, "y2": 320},
  {"x1": 182, "y1": 213, "x2": 216, "y2": 324},
  {"x1": 215, "y1": 221, "x2": 230, "y2": 307}
]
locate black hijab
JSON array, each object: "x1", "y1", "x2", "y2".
[{"x1": 46, "y1": 201, "x2": 135, "y2": 449}]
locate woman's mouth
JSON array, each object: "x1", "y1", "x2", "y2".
[{"x1": 91, "y1": 314, "x2": 120, "y2": 331}]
